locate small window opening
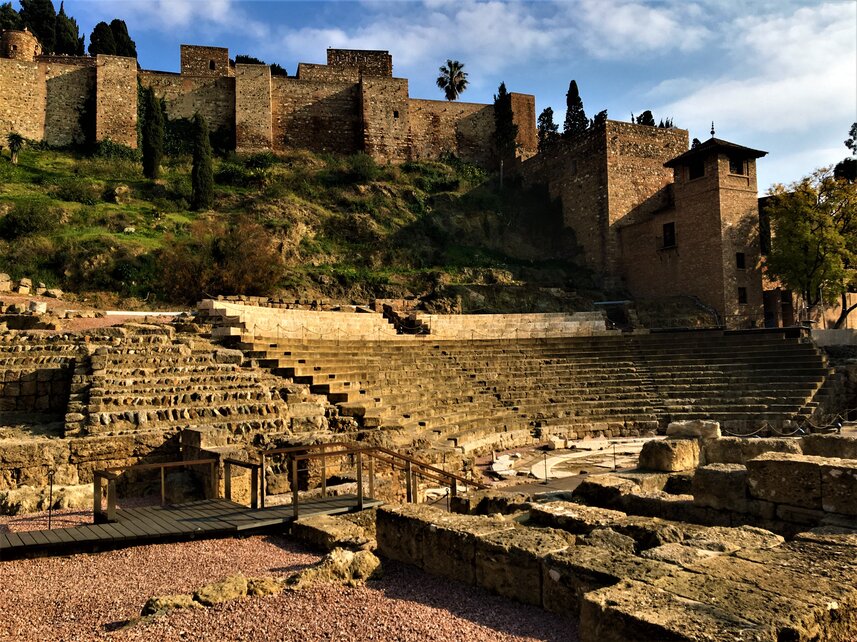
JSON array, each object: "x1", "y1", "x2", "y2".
[
  {"x1": 11, "y1": 44, "x2": 18, "y2": 51},
  {"x1": 393, "y1": 110, "x2": 399, "y2": 119},
  {"x1": 729, "y1": 157, "x2": 746, "y2": 175},
  {"x1": 688, "y1": 159, "x2": 704, "y2": 180},
  {"x1": 662, "y1": 222, "x2": 676, "y2": 249},
  {"x1": 738, "y1": 287, "x2": 748, "y2": 305},
  {"x1": 209, "y1": 60, "x2": 216, "y2": 70},
  {"x1": 736, "y1": 252, "x2": 746, "y2": 269}
]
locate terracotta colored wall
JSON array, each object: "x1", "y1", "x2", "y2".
[
  {"x1": 140, "y1": 71, "x2": 236, "y2": 134},
  {"x1": 361, "y1": 77, "x2": 410, "y2": 163},
  {"x1": 235, "y1": 64, "x2": 273, "y2": 151},
  {"x1": 95, "y1": 55, "x2": 137, "y2": 148},
  {"x1": 43, "y1": 60, "x2": 94, "y2": 146},
  {"x1": 408, "y1": 99, "x2": 494, "y2": 166},
  {"x1": 0, "y1": 57, "x2": 44, "y2": 140},
  {"x1": 181, "y1": 45, "x2": 231, "y2": 78},
  {"x1": 327, "y1": 49, "x2": 392, "y2": 77}
]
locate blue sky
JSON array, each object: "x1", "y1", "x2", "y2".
[{"x1": 21, "y1": 0, "x2": 857, "y2": 192}]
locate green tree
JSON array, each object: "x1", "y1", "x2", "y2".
[
  {"x1": 270, "y1": 63, "x2": 287, "y2": 77},
  {"x1": 19, "y1": 0, "x2": 56, "y2": 53},
  {"x1": 191, "y1": 113, "x2": 214, "y2": 210},
  {"x1": 88, "y1": 21, "x2": 116, "y2": 56},
  {"x1": 53, "y1": 2, "x2": 83, "y2": 56},
  {"x1": 765, "y1": 169, "x2": 856, "y2": 328},
  {"x1": 0, "y1": 2, "x2": 22, "y2": 30},
  {"x1": 845, "y1": 122, "x2": 857, "y2": 155},
  {"x1": 835, "y1": 122, "x2": 857, "y2": 182},
  {"x1": 591, "y1": 109, "x2": 607, "y2": 128},
  {"x1": 562, "y1": 80, "x2": 588, "y2": 138},
  {"x1": 636, "y1": 110, "x2": 656, "y2": 127},
  {"x1": 493, "y1": 81, "x2": 518, "y2": 161},
  {"x1": 7, "y1": 132, "x2": 24, "y2": 164},
  {"x1": 235, "y1": 54, "x2": 265, "y2": 65},
  {"x1": 537, "y1": 107, "x2": 559, "y2": 153},
  {"x1": 141, "y1": 87, "x2": 164, "y2": 179},
  {"x1": 109, "y1": 19, "x2": 136, "y2": 57},
  {"x1": 436, "y1": 59, "x2": 468, "y2": 101}
]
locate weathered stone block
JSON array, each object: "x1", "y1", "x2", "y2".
[
  {"x1": 292, "y1": 514, "x2": 373, "y2": 552},
  {"x1": 701, "y1": 436, "x2": 801, "y2": 466},
  {"x1": 529, "y1": 501, "x2": 627, "y2": 534},
  {"x1": 666, "y1": 420, "x2": 721, "y2": 440},
  {"x1": 801, "y1": 434, "x2": 857, "y2": 460},
  {"x1": 638, "y1": 439, "x2": 699, "y2": 472},
  {"x1": 475, "y1": 527, "x2": 573, "y2": 605},
  {"x1": 691, "y1": 463, "x2": 748, "y2": 510},
  {"x1": 821, "y1": 459, "x2": 857, "y2": 516},
  {"x1": 570, "y1": 475, "x2": 637, "y2": 508},
  {"x1": 746, "y1": 453, "x2": 825, "y2": 509}
]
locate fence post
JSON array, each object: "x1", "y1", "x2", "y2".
[
  {"x1": 160, "y1": 466, "x2": 166, "y2": 506},
  {"x1": 368, "y1": 455, "x2": 375, "y2": 498},
  {"x1": 451, "y1": 477, "x2": 457, "y2": 499},
  {"x1": 93, "y1": 474, "x2": 101, "y2": 523},
  {"x1": 106, "y1": 477, "x2": 117, "y2": 522},
  {"x1": 356, "y1": 451, "x2": 364, "y2": 510},
  {"x1": 260, "y1": 453, "x2": 266, "y2": 509},
  {"x1": 292, "y1": 455, "x2": 300, "y2": 519},
  {"x1": 210, "y1": 461, "x2": 217, "y2": 499},
  {"x1": 405, "y1": 461, "x2": 413, "y2": 503},
  {"x1": 224, "y1": 461, "x2": 232, "y2": 502},
  {"x1": 321, "y1": 445, "x2": 327, "y2": 498},
  {"x1": 250, "y1": 465, "x2": 259, "y2": 510}
]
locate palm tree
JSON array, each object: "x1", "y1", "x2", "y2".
[
  {"x1": 7, "y1": 132, "x2": 24, "y2": 165},
  {"x1": 436, "y1": 60, "x2": 468, "y2": 101}
]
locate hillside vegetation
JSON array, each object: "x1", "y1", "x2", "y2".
[{"x1": 0, "y1": 144, "x2": 596, "y2": 311}]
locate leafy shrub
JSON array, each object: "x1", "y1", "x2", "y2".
[
  {"x1": 158, "y1": 216, "x2": 284, "y2": 303},
  {"x1": 55, "y1": 178, "x2": 100, "y2": 205},
  {"x1": 0, "y1": 202, "x2": 62, "y2": 239},
  {"x1": 345, "y1": 153, "x2": 381, "y2": 183},
  {"x1": 92, "y1": 139, "x2": 140, "y2": 162},
  {"x1": 245, "y1": 151, "x2": 277, "y2": 169}
]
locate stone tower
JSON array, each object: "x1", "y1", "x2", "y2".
[
  {"x1": 0, "y1": 29, "x2": 42, "y2": 61},
  {"x1": 663, "y1": 138, "x2": 767, "y2": 325}
]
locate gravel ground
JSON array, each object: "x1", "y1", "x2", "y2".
[{"x1": 0, "y1": 535, "x2": 577, "y2": 642}]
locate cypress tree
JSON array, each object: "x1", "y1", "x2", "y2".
[
  {"x1": 88, "y1": 21, "x2": 116, "y2": 56},
  {"x1": 0, "y1": 3, "x2": 22, "y2": 31},
  {"x1": 141, "y1": 88, "x2": 164, "y2": 180},
  {"x1": 493, "y1": 81, "x2": 518, "y2": 161},
  {"x1": 19, "y1": 0, "x2": 56, "y2": 53},
  {"x1": 191, "y1": 113, "x2": 214, "y2": 210},
  {"x1": 109, "y1": 19, "x2": 136, "y2": 58},
  {"x1": 562, "y1": 80, "x2": 588, "y2": 138},
  {"x1": 54, "y1": 2, "x2": 83, "y2": 56},
  {"x1": 537, "y1": 107, "x2": 559, "y2": 153}
]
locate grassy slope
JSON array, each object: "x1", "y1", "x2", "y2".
[{"x1": 0, "y1": 147, "x2": 597, "y2": 310}]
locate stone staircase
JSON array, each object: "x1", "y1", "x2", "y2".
[{"x1": 239, "y1": 329, "x2": 831, "y2": 455}]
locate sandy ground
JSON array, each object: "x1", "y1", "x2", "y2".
[{"x1": 0, "y1": 534, "x2": 577, "y2": 642}]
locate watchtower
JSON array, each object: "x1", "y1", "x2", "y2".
[{"x1": 0, "y1": 29, "x2": 42, "y2": 61}]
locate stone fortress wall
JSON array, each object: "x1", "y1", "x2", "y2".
[{"x1": 0, "y1": 33, "x2": 536, "y2": 168}]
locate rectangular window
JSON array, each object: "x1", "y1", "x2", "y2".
[
  {"x1": 688, "y1": 159, "x2": 704, "y2": 180},
  {"x1": 736, "y1": 252, "x2": 746, "y2": 269},
  {"x1": 738, "y1": 287, "x2": 748, "y2": 304},
  {"x1": 662, "y1": 222, "x2": 676, "y2": 249},
  {"x1": 729, "y1": 157, "x2": 746, "y2": 175}
]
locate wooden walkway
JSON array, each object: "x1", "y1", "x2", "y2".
[{"x1": 0, "y1": 495, "x2": 382, "y2": 561}]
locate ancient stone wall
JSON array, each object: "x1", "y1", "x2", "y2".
[
  {"x1": 235, "y1": 64, "x2": 273, "y2": 151},
  {"x1": 271, "y1": 77, "x2": 361, "y2": 154},
  {"x1": 95, "y1": 55, "x2": 137, "y2": 148},
  {"x1": 408, "y1": 99, "x2": 494, "y2": 166},
  {"x1": 0, "y1": 57, "x2": 44, "y2": 140},
  {"x1": 181, "y1": 44, "x2": 231, "y2": 78},
  {"x1": 510, "y1": 92, "x2": 537, "y2": 157},
  {"x1": 140, "y1": 71, "x2": 236, "y2": 135},
  {"x1": 360, "y1": 77, "x2": 410, "y2": 163},
  {"x1": 43, "y1": 60, "x2": 94, "y2": 147},
  {"x1": 327, "y1": 48, "x2": 392, "y2": 77},
  {"x1": 297, "y1": 63, "x2": 360, "y2": 83},
  {"x1": 519, "y1": 124, "x2": 610, "y2": 275}
]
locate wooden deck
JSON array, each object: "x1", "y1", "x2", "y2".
[{"x1": 0, "y1": 495, "x2": 382, "y2": 561}]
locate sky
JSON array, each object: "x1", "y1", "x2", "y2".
[{"x1": 18, "y1": 0, "x2": 857, "y2": 193}]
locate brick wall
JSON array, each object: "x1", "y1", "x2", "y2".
[
  {"x1": 181, "y1": 44, "x2": 231, "y2": 77},
  {"x1": 140, "y1": 71, "x2": 236, "y2": 134},
  {"x1": 361, "y1": 77, "x2": 410, "y2": 163},
  {"x1": 95, "y1": 55, "x2": 137, "y2": 147},
  {"x1": 409, "y1": 98, "x2": 494, "y2": 166},
  {"x1": 0, "y1": 57, "x2": 44, "y2": 140},
  {"x1": 297, "y1": 63, "x2": 360, "y2": 83},
  {"x1": 327, "y1": 48, "x2": 392, "y2": 77},
  {"x1": 235, "y1": 64, "x2": 273, "y2": 151},
  {"x1": 43, "y1": 61, "x2": 94, "y2": 146},
  {"x1": 271, "y1": 77, "x2": 361, "y2": 154}
]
